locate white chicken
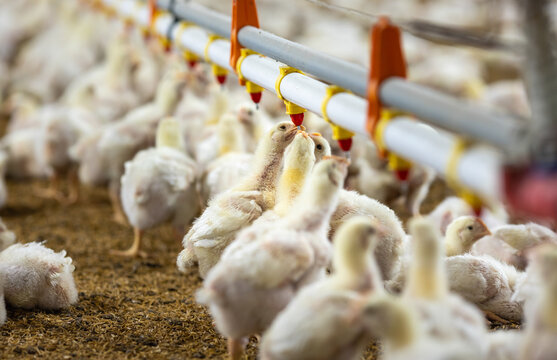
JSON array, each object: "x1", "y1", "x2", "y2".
[
  {"x1": 113, "y1": 118, "x2": 199, "y2": 258},
  {"x1": 363, "y1": 294, "x2": 484, "y2": 360},
  {"x1": 0, "y1": 217, "x2": 15, "y2": 252},
  {"x1": 0, "y1": 242, "x2": 78, "y2": 310},
  {"x1": 200, "y1": 113, "x2": 252, "y2": 202},
  {"x1": 177, "y1": 121, "x2": 298, "y2": 277},
  {"x1": 471, "y1": 222, "x2": 557, "y2": 270},
  {"x1": 62, "y1": 34, "x2": 141, "y2": 123},
  {"x1": 260, "y1": 217, "x2": 384, "y2": 360},
  {"x1": 401, "y1": 217, "x2": 488, "y2": 350},
  {"x1": 330, "y1": 190, "x2": 406, "y2": 281},
  {"x1": 427, "y1": 195, "x2": 509, "y2": 235},
  {"x1": 71, "y1": 68, "x2": 187, "y2": 222},
  {"x1": 197, "y1": 156, "x2": 349, "y2": 360},
  {"x1": 520, "y1": 244, "x2": 557, "y2": 360},
  {"x1": 445, "y1": 253, "x2": 524, "y2": 322},
  {"x1": 444, "y1": 215, "x2": 492, "y2": 256}
]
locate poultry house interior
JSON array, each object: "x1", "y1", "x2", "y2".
[{"x1": 0, "y1": 0, "x2": 556, "y2": 359}]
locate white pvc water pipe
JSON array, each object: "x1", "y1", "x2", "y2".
[{"x1": 100, "y1": 0, "x2": 504, "y2": 201}]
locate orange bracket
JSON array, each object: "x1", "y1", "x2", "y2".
[
  {"x1": 366, "y1": 16, "x2": 406, "y2": 149},
  {"x1": 230, "y1": 0, "x2": 260, "y2": 84}
]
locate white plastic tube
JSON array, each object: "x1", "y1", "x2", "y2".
[{"x1": 101, "y1": 0, "x2": 504, "y2": 202}]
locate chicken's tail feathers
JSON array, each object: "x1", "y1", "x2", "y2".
[{"x1": 176, "y1": 248, "x2": 196, "y2": 272}]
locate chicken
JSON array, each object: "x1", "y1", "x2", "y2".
[
  {"x1": 0, "y1": 242, "x2": 78, "y2": 310},
  {"x1": 177, "y1": 122, "x2": 298, "y2": 278},
  {"x1": 32, "y1": 104, "x2": 99, "y2": 203},
  {"x1": 260, "y1": 217, "x2": 383, "y2": 360},
  {"x1": 520, "y1": 244, "x2": 557, "y2": 360},
  {"x1": 401, "y1": 217, "x2": 488, "y2": 350},
  {"x1": 1, "y1": 128, "x2": 52, "y2": 179},
  {"x1": 71, "y1": 69, "x2": 186, "y2": 223},
  {"x1": 444, "y1": 216, "x2": 492, "y2": 256},
  {"x1": 113, "y1": 118, "x2": 199, "y2": 258},
  {"x1": 330, "y1": 190, "x2": 406, "y2": 281},
  {"x1": 62, "y1": 34, "x2": 141, "y2": 123},
  {"x1": 0, "y1": 217, "x2": 16, "y2": 252},
  {"x1": 471, "y1": 223, "x2": 557, "y2": 270},
  {"x1": 200, "y1": 113, "x2": 252, "y2": 202},
  {"x1": 427, "y1": 196, "x2": 508, "y2": 235},
  {"x1": 197, "y1": 156, "x2": 349, "y2": 360},
  {"x1": 362, "y1": 294, "x2": 484, "y2": 360},
  {"x1": 445, "y1": 254, "x2": 523, "y2": 322},
  {"x1": 262, "y1": 131, "x2": 316, "y2": 220}
]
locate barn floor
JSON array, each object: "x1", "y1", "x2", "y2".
[
  {"x1": 0, "y1": 178, "x2": 379, "y2": 359},
  {"x1": 0, "y1": 176, "x2": 517, "y2": 359}
]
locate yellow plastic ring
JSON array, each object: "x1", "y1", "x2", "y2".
[
  {"x1": 446, "y1": 138, "x2": 469, "y2": 190},
  {"x1": 204, "y1": 35, "x2": 221, "y2": 63},
  {"x1": 274, "y1": 66, "x2": 302, "y2": 101},
  {"x1": 320, "y1": 85, "x2": 344, "y2": 125},
  {"x1": 235, "y1": 48, "x2": 258, "y2": 81}
]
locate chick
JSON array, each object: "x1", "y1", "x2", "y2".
[
  {"x1": 363, "y1": 294, "x2": 483, "y2": 360},
  {"x1": 113, "y1": 118, "x2": 199, "y2": 258},
  {"x1": 308, "y1": 132, "x2": 332, "y2": 160},
  {"x1": 197, "y1": 156, "x2": 349, "y2": 360},
  {"x1": 520, "y1": 244, "x2": 557, "y2": 360},
  {"x1": 71, "y1": 69, "x2": 186, "y2": 223},
  {"x1": 33, "y1": 105, "x2": 99, "y2": 203},
  {"x1": 1, "y1": 128, "x2": 52, "y2": 179},
  {"x1": 445, "y1": 254, "x2": 523, "y2": 322},
  {"x1": 177, "y1": 122, "x2": 298, "y2": 277},
  {"x1": 471, "y1": 223, "x2": 557, "y2": 270},
  {"x1": 402, "y1": 217, "x2": 488, "y2": 349},
  {"x1": 200, "y1": 113, "x2": 252, "y2": 202},
  {"x1": 260, "y1": 217, "x2": 383, "y2": 360},
  {"x1": 0, "y1": 217, "x2": 16, "y2": 251},
  {"x1": 0, "y1": 242, "x2": 78, "y2": 310},
  {"x1": 331, "y1": 190, "x2": 406, "y2": 281},
  {"x1": 444, "y1": 216, "x2": 492, "y2": 256},
  {"x1": 427, "y1": 196, "x2": 508, "y2": 235},
  {"x1": 264, "y1": 131, "x2": 316, "y2": 219}
]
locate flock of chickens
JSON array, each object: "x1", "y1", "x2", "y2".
[{"x1": 1, "y1": 0, "x2": 557, "y2": 359}]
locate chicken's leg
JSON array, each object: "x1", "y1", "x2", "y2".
[
  {"x1": 227, "y1": 338, "x2": 246, "y2": 360},
  {"x1": 109, "y1": 180, "x2": 127, "y2": 225},
  {"x1": 34, "y1": 171, "x2": 65, "y2": 201},
  {"x1": 110, "y1": 227, "x2": 147, "y2": 258},
  {"x1": 484, "y1": 310, "x2": 510, "y2": 324},
  {"x1": 64, "y1": 166, "x2": 80, "y2": 205}
]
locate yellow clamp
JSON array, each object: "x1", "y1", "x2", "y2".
[
  {"x1": 446, "y1": 139, "x2": 483, "y2": 210},
  {"x1": 174, "y1": 22, "x2": 199, "y2": 63},
  {"x1": 204, "y1": 35, "x2": 228, "y2": 77},
  {"x1": 275, "y1": 66, "x2": 306, "y2": 115},
  {"x1": 321, "y1": 85, "x2": 354, "y2": 141},
  {"x1": 374, "y1": 109, "x2": 412, "y2": 171},
  {"x1": 236, "y1": 48, "x2": 263, "y2": 93}
]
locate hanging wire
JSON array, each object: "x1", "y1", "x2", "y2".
[{"x1": 302, "y1": 0, "x2": 523, "y2": 52}]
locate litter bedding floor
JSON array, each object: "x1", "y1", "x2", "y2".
[{"x1": 0, "y1": 176, "x2": 518, "y2": 360}]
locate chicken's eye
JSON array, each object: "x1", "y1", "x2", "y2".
[
  {"x1": 279, "y1": 125, "x2": 287, "y2": 130},
  {"x1": 467, "y1": 225, "x2": 474, "y2": 230},
  {"x1": 316, "y1": 144, "x2": 323, "y2": 150},
  {"x1": 247, "y1": 110, "x2": 253, "y2": 116}
]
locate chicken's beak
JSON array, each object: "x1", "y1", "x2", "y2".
[{"x1": 477, "y1": 218, "x2": 491, "y2": 236}]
